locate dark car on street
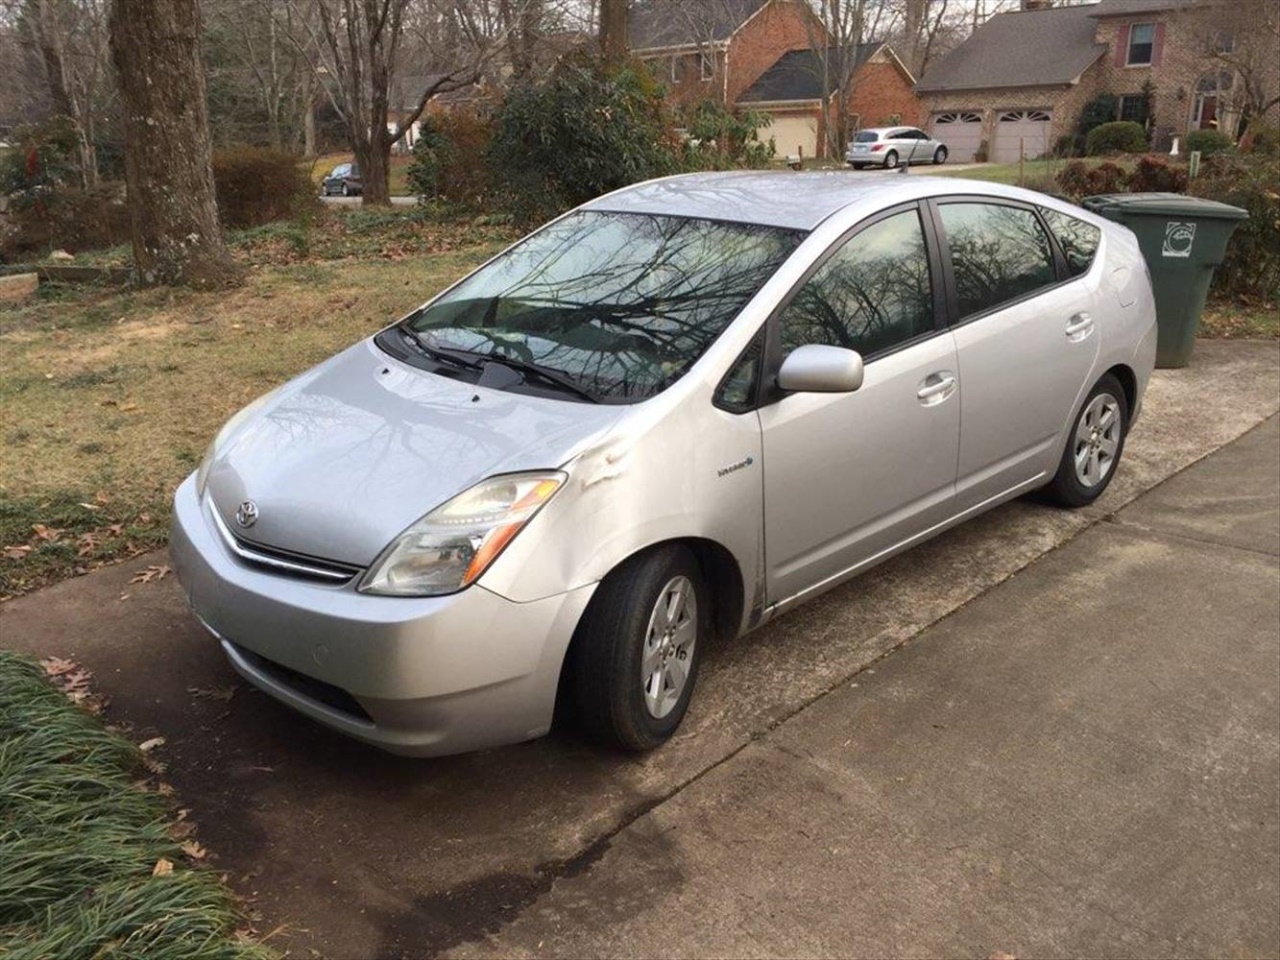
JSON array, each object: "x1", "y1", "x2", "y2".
[{"x1": 321, "y1": 162, "x2": 362, "y2": 197}]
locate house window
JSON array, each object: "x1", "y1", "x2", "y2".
[
  {"x1": 700, "y1": 52, "x2": 715, "y2": 82},
  {"x1": 1127, "y1": 22, "x2": 1155, "y2": 66},
  {"x1": 1118, "y1": 95, "x2": 1147, "y2": 123},
  {"x1": 671, "y1": 56, "x2": 681, "y2": 84}
]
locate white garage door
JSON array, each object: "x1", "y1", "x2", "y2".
[
  {"x1": 765, "y1": 115, "x2": 818, "y2": 160},
  {"x1": 993, "y1": 110, "x2": 1053, "y2": 163},
  {"x1": 930, "y1": 112, "x2": 983, "y2": 162}
]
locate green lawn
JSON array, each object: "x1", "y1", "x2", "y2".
[{"x1": 0, "y1": 651, "x2": 272, "y2": 958}]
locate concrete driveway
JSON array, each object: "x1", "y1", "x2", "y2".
[{"x1": 1, "y1": 340, "x2": 1277, "y2": 958}]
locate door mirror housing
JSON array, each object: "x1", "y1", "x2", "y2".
[{"x1": 776, "y1": 344, "x2": 864, "y2": 394}]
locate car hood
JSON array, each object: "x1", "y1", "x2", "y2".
[{"x1": 205, "y1": 340, "x2": 624, "y2": 566}]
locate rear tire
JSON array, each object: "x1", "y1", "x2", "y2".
[
  {"x1": 933, "y1": 146, "x2": 948, "y2": 165},
  {"x1": 883, "y1": 150, "x2": 899, "y2": 169},
  {"x1": 571, "y1": 545, "x2": 707, "y2": 752},
  {"x1": 1045, "y1": 374, "x2": 1128, "y2": 508}
]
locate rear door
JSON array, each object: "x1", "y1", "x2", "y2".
[
  {"x1": 759, "y1": 203, "x2": 960, "y2": 606},
  {"x1": 930, "y1": 198, "x2": 1099, "y2": 511}
]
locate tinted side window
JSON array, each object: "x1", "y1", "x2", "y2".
[
  {"x1": 939, "y1": 202, "x2": 1056, "y2": 318},
  {"x1": 1040, "y1": 207, "x2": 1101, "y2": 278},
  {"x1": 779, "y1": 209, "x2": 934, "y2": 359},
  {"x1": 715, "y1": 333, "x2": 763, "y2": 413}
]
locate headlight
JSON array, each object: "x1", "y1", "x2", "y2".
[
  {"x1": 194, "y1": 387, "x2": 283, "y2": 497},
  {"x1": 359, "y1": 471, "x2": 566, "y2": 597}
]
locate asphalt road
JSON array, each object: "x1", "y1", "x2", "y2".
[{"x1": 2, "y1": 341, "x2": 1277, "y2": 958}]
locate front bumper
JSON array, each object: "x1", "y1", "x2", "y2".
[{"x1": 170, "y1": 475, "x2": 595, "y2": 756}]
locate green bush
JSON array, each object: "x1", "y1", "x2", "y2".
[
  {"x1": 1242, "y1": 123, "x2": 1280, "y2": 158},
  {"x1": 1191, "y1": 155, "x2": 1280, "y2": 301},
  {"x1": 1086, "y1": 121, "x2": 1148, "y2": 156},
  {"x1": 407, "y1": 111, "x2": 495, "y2": 210},
  {"x1": 488, "y1": 52, "x2": 678, "y2": 224},
  {"x1": 1186, "y1": 129, "x2": 1235, "y2": 156},
  {"x1": 677, "y1": 99, "x2": 775, "y2": 170},
  {"x1": 211, "y1": 146, "x2": 317, "y2": 230}
]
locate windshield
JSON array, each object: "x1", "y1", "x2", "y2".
[
  {"x1": 403, "y1": 210, "x2": 804, "y2": 401},
  {"x1": 854, "y1": 131, "x2": 879, "y2": 143}
]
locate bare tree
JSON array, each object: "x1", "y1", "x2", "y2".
[
  {"x1": 13, "y1": 0, "x2": 114, "y2": 186},
  {"x1": 1202, "y1": 0, "x2": 1280, "y2": 134},
  {"x1": 108, "y1": 0, "x2": 239, "y2": 287},
  {"x1": 276, "y1": 0, "x2": 519, "y2": 205}
]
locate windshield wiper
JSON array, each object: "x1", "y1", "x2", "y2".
[
  {"x1": 399, "y1": 327, "x2": 483, "y2": 370},
  {"x1": 485, "y1": 353, "x2": 601, "y2": 404}
]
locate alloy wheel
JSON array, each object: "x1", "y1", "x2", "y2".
[
  {"x1": 1073, "y1": 392, "x2": 1122, "y2": 487},
  {"x1": 640, "y1": 575, "x2": 698, "y2": 719}
]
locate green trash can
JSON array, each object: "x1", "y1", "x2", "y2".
[{"x1": 1081, "y1": 193, "x2": 1247, "y2": 368}]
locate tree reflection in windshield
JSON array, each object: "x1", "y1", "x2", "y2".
[{"x1": 406, "y1": 211, "x2": 804, "y2": 401}]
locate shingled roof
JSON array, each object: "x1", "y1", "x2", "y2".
[
  {"x1": 1088, "y1": 0, "x2": 1194, "y2": 16},
  {"x1": 915, "y1": 3, "x2": 1107, "y2": 93},
  {"x1": 629, "y1": 0, "x2": 767, "y2": 51},
  {"x1": 739, "y1": 43, "x2": 884, "y2": 103}
]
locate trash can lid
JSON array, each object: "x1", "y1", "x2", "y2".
[{"x1": 1082, "y1": 192, "x2": 1248, "y2": 220}]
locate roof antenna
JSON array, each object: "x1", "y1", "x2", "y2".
[{"x1": 900, "y1": 137, "x2": 919, "y2": 174}]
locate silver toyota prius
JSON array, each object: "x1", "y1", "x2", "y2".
[{"x1": 172, "y1": 172, "x2": 1157, "y2": 757}]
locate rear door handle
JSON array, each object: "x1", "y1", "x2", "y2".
[
  {"x1": 1066, "y1": 312, "x2": 1095, "y2": 340},
  {"x1": 917, "y1": 371, "x2": 957, "y2": 406}
]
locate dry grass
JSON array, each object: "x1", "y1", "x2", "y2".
[
  {"x1": 0, "y1": 226, "x2": 505, "y2": 596},
  {"x1": 1199, "y1": 300, "x2": 1280, "y2": 339}
]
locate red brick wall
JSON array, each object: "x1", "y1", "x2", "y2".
[
  {"x1": 849, "y1": 59, "x2": 923, "y2": 128},
  {"x1": 727, "y1": 0, "x2": 826, "y2": 104}
]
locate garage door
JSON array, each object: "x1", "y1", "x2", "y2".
[
  {"x1": 764, "y1": 115, "x2": 818, "y2": 160},
  {"x1": 992, "y1": 110, "x2": 1053, "y2": 163},
  {"x1": 930, "y1": 112, "x2": 983, "y2": 162}
]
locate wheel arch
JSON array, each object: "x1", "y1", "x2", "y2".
[{"x1": 1103, "y1": 363, "x2": 1137, "y2": 417}]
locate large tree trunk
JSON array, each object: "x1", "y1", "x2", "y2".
[
  {"x1": 600, "y1": 0, "x2": 627, "y2": 65},
  {"x1": 109, "y1": 0, "x2": 240, "y2": 288}
]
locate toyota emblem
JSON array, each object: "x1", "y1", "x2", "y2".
[{"x1": 235, "y1": 500, "x2": 259, "y2": 528}]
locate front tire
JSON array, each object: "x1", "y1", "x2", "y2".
[
  {"x1": 1045, "y1": 374, "x2": 1128, "y2": 508},
  {"x1": 851, "y1": 162, "x2": 867, "y2": 170},
  {"x1": 933, "y1": 146, "x2": 948, "y2": 165},
  {"x1": 883, "y1": 150, "x2": 899, "y2": 169},
  {"x1": 571, "y1": 545, "x2": 707, "y2": 752},
  {"x1": 340, "y1": 182, "x2": 351, "y2": 197}
]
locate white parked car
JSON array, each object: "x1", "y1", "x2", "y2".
[
  {"x1": 847, "y1": 127, "x2": 948, "y2": 169},
  {"x1": 172, "y1": 172, "x2": 1157, "y2": 758}
]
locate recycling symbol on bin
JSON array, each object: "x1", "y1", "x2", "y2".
[{"x1": 1162, "y1": 221, "x2": 1196, "y2": 259}]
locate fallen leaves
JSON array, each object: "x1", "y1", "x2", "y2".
[
  {"x1": 130, "y1": 564, "x2": 170, "y2": 584},
  {"x1": 152, "y1": 858, "x2": 175, "y2": 877},
  {"x1": 40, "y1": 656, "x2": 107, "y2": 715},
  {"x1": 138, "y1": 736, "x2": 166, "y2": 753}
]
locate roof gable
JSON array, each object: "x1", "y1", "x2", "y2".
[
  {"x1": 916, "y1": 3, "x2": 1106, "y2": 93},
  {"x1": 739, "y1": 43, "x2": 885, "y2": 103},
  {"x1": 629, "y1": 0, "x2": 767, "y2": 51}
]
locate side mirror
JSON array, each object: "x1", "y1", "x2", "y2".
[{"x1": 776, "y1": 344, "x2": 864, "y2": 394}]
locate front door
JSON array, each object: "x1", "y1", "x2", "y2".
[{"x1": 759, "y1": 205, "x2": 960, "y2": 606}]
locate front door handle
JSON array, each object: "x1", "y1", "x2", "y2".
[
  {"x1": 917, "y1": 371, "x2": 957, "y2": 406},
  {"x1": 1066, "y1": 312, "x2": 1095, "y2": 341}
]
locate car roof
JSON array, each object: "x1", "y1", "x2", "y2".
[
  {"x1": 585, "y1": 171, "x2": 986, "y2": 231},
  {"x1": 862, "y1": 126, "x2": 920, "y2": 134}
]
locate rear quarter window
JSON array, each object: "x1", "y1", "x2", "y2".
[{"x1": 1040, "y1": 207, "x2": 1102, "y2": 278}]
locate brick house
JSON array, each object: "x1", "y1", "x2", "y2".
[
  {"x1": 915, "y1": 0, "x2": 1280, "y2": 163},
  {"x1": 630, "y1": 0, "x2": 923, "y2": 159},
  {"x1": 629, "y1": 0, "x2": 819, "y2": 105},
  {"x1": 738, "y1": 43, "x2": 923, "y2": 159}
]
